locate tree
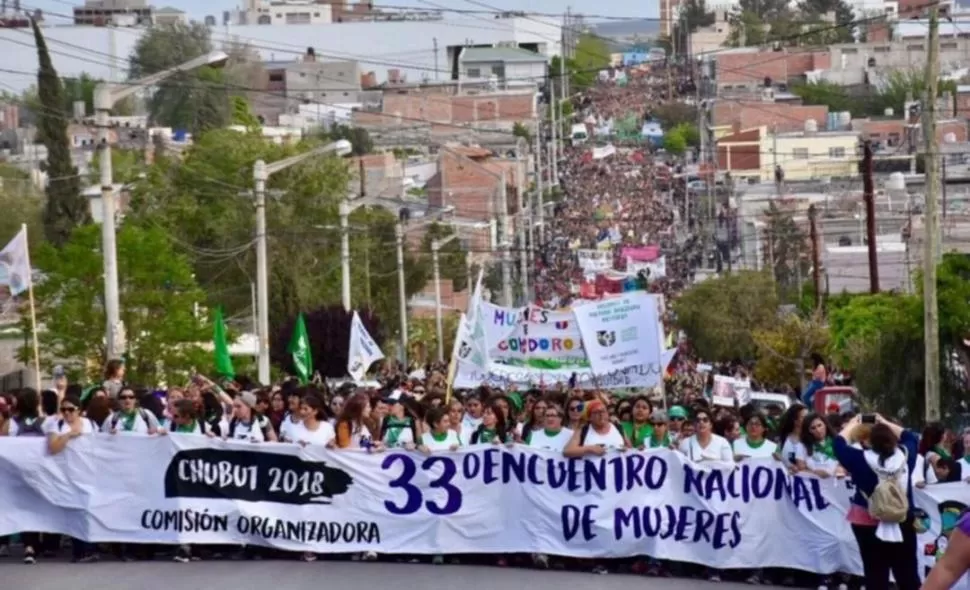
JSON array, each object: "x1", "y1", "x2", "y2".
[
  {"x1": 32, "y1": 18, "x2": 87, "y2": 248},
  {"x1": 321, "y1": 124, "x2": 373, "y2": 156},
  {"x1": 868, "y1": 70, "x2": 957, "y2": 119},
  {"x1": 231, "y1": 96, "x2": 261, "y2": 130},
  {"x1": 652, "y1": 103, "x2": 698, "y2": 130},
  {"x1": 753, "y1": 311, "x2": 829, "y2": 389},
  {"x1": 0, "y1": 165, "x2": 45, "y2": 252},
  {"x1": 680, "y1": 0, "x2": 716, "y2": 32},
  {"x1": 129, "y1": 22, "x2": 230, "y2": 134},
  {"x1": 512, "y1": 122, "x2": 532, "y2": 142},
  {"x1": 552, "y1": 34, "x2": 611, "y2": 92},
  {"x1": 127, "y1": 129, "x2": 429, "y2": 345},
  {"x1": 22, "y1": 224, "x2": 208, "y2": 383},
  {"x1": 408, "y1": 315, "x2": 460, "y2": 366},
  {"x1": 88, "y1": 148, "x2": 144, "y2": 186},
  {"x1": 672, "y1": 271, "x2": 780, "y2": 361},
  {"x1": 763, "y1": 201, "x2": 811, "y2": 304},
  {"x1": 663, "y1": 128, "x2": 688, "y2": 155},
  {"x1": 421, "y1": 222, "x2": 469, "y2": 292},
  {"x1": 790, "y1": 80, "x2": 862, "y2": 116},
  {"x1": 725, "y1": 10, "x2": 769, "y2": 47},
  {"x1": 271, "y1": 305, "x2": 384, "y2": 379}
]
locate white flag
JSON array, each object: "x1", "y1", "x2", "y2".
[
  {"x1": 461, "y1": 270, "x2": 489, "y2": 369},
  {"x1": 0, "y1": 227, "x2": 31, "y2": 296},
  {"x1": 347, "y1": 311, "x2": 384, "y2": 382}
]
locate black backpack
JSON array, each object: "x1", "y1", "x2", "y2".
[
  {"x1": 228, "y1": 416, "x2": 272, "y2": 439},
  {"x1": 14, "y1": 416, "x2": 45, "y2": 437}
]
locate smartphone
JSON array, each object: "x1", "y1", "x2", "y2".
[{"x1": 862, "y1": 414, "x2": 876, "y2": 424}]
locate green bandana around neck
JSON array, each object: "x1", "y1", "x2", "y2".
[
  {"x1": 119, "y1": 410, "x2": 137, "y2": 432},
  {"x1": 384, "y1": 417, "x2": 411, "y2": 447}
]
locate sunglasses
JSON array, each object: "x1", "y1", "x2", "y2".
[
  {"x1": 569, "y1": 405, "x2": 582, "y2": 412},
  {"x1": 61, "y1": 406, "x2": 78, "y2": 413},
  {"x1": 119, "y1": 394, "x2": 135, "y2": 400}
]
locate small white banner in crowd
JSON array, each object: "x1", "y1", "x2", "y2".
[
  {"x1": 0, "y1": 436, "x2": 962, "y2": 582},
  {"x1": 628, "y1": 256, "x2": 667, "y2": 280},
  {"x1": 572, "y1": 292, "x2": 661, "y2": 375},
  {"x1": 577, "y1": 249, "x2": 613, "y2": 273},
  {"x1": 347, "y1": 311, "x2": 384, "y2": 382}
]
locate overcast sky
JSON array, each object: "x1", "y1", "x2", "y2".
[{"x1": 27, "y1": 0, "x2": 658, "y2": 23}]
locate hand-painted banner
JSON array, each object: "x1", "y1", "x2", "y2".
[
  {"x1": 1, "y1": 435, "x2": 964, "y2": 577},
  {"x1": 572, "y1": 292, "x2": 662, "y2": 375},
  {"x1": 577, "y1": 249, "x2": 613, "y2": 273}
]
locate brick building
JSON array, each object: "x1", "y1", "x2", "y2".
[
  {"x1": 715, "y1": 49, "x2": 830, "y2": 92},
  {"x1": 712, "y1": 102, "x2": 829, "y2": 135}
]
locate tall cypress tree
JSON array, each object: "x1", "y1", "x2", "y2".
[{"x1": 32, "y1": 18, "x2": 88, "y2": 247}]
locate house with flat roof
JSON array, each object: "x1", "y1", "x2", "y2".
[{"x1": 459, "y1": 46, "x2": 547, "y2": 90}]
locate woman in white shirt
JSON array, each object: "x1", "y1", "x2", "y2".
[
  {"x1": 103, "y1": 386, "x2": 160, "y2": 435},
  {"x1": 563, "y1": 399, "x2": 626, "y2": 457},
  {"x1": 776, "y1": 403, "x2": 808, "y2": 472},
  {"x1": 294, "y1": 396, "x2": 336, "y2": 448},
  {"x1": 526, "y1": 405, "x2": 572, "y2": 452},
  {"x1": 798, "y1": 412, "x2": 840, "y2": 478},
  {"x1": 226, "y1": 391, "x2": 266, "y2": 443},
  {"x1": 419, "y1": 407, "x2": 461, "y2": 452},
  {"x1": 733, "y1": 412, "x2": 778, "y2": 460},
  {"x1": 678, "y1": 408, "x2": 734, "y2": 463},
  {"x1": 334, "y1": 393, "x2": 376, "y2": 450}
]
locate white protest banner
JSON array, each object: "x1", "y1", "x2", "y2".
[
  {"x1": 347, "y1": 311, "x2": 384, "y2": 382},
  {"x1": 2, "y1": 436, "x2": 960, "y2": 575},
  {"x1": 577, "y1": 249, "x2": 613, "y2": 273},
  {"x1": 711, "y1": 376, "x2": 752, "y2": 408},
  {"x1": 628, "y1": 256, "x2": 667, "y2": 281},
  {"x1": 916, "y1": 482, "x2": 970, "y2": 587},
  {"x1": 573, "y1": 292, "x2": 661, "y2": 375}
]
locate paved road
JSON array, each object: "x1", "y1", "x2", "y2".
[{"x1": 0, "y1": 561, "x2": 785, "y2": 590}]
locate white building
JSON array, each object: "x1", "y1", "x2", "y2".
[
  {"x1": 459, "y1": 46, "x2": 547, "y2": 90},
  {"x1": 246, "y1": 0, "x2": 333, "y2": 25},
  {"x1": 2, "y1": 17, "x2": 562, "y2": 95}
]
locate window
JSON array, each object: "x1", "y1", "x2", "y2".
[
  {"x1": 491, "y1": 65, "x2": 505, "y2": 77},
  {"x1": 874, "y1": 46, "x2": 890, "y2": 53},
  {"x1": 888, "y1": 132, "x2": 901, "y2": 145},
  {"x1": 906, "y1": 44, "x2": 925, "y2": 51},
  {"x1": 942, "y1": 42, "x2": 958, "y2": 50},
  {"x1": 269, "y1": 72, "x2": 284, "y2": 82},
  {"x1": 842, "y1": 48, "x2": 858, "y2": 54},
  {"x1": 828, "y1": 147, "x2": 846, "y2": 158},
  {"x1": 467, "y1": 68, "x2": 481, "y2": 78},
  {"x1": 792, "y1": 148, "x2": 809, "y2": 159}
]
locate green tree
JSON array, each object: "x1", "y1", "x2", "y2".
[
  {"x1": 231, "y1": 95, "x2": 262, "y2": 130},
  {"x1": 32, "y1": 18, "x2": 88, "y2": 248},
  {"x1": 791, "y1": 80, "x2": 861, "y2": 115},
  {"x1": 867, "y1": 70, "x2": 958, "y2": 118},
  {"x1": 652, "y1": 103, "x2": 698, "y2": 129},
  {"x1": 421, "y1": 222, "x2": 469, "y2": 292},
  {"x1": 753, "y1": 311, "x2": 829, "y2": 389},
  {"x1": 663, "y1": 128, "x2": 688, "y2": 155},
  {"x1": 680, "y1": 0, "x2": 716, "y2": 32},
  {"x1": 89, "y1": 148, "x2": 144, "y2": 186},
  {"x1": 512, "y1": 121, "x2": 532, "y2": 142},
  {"x1": 725, "y1": 10, "x2": 769, "y2": 47},
  {"x1": 22, "y1": 224, "x2": 208, "y2": 382},
  {"x1": 672, "y1": 270, "x2": 780, "y2": 361},
  {"x1": 129, "y1": 22, "x2": 230, "y2": 133},
  {"x1": 0, "y1": 165, "x2": 45, "y2": 251},
  {"x1": 321, "y1": 124, "x2": 373, "y2": 156},
  {"x1": 764, "y1": 202, "x2": 811, "y2": 304}
]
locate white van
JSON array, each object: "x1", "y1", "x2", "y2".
[{"x1": 571, "y1": 123, "x2": 588, "y2": 145}]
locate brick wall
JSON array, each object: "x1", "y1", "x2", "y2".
[
  {"x1": 355, "y1": 92, "x2": 534, "y2": 128},
  {"x1": 714, "y1": 101, "x2": 829, "y2": 133},
  {"x1": 717, "y1": 50, "x2": 830, "y2": 85},
  {"x1": 860, "y1": 118, "x2": 967, "y2": 150}
]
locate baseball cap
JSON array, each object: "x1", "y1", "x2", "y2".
[
  {"x1": 669, "y1": 405, "x2": 689, "y2": 419},
  {"x1": 238, "y1": 391, "x2": 257, "y2": 409},
  {"x1": 650, "y1": 409, "x2": 669, "y2": 423}
]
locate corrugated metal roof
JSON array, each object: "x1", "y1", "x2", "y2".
[{"x1": 460, "y1": 47, "x2": 546, "y2": 63}]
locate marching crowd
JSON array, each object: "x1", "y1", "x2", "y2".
[{"x1": 0, "y1": 61, "x2": 949, "y2": 590}]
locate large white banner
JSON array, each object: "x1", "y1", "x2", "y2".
[
  {"x1": 573, "y1": 292, "x2": 661, "y2": 375},
  {"x1": 577, "y1": 249, "x2": 613, "y2": 273},
  {"x1": 1, "y1": 435, "x2": 965, "y2": 577}
]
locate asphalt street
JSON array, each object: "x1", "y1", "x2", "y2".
[{"x1": 0, "y1": 560, "x2": 787, "y2": 590}]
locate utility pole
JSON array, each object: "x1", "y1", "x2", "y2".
[
  {"x1": 433, "y1": 37, "x2": 439, "y2": 81},
  {"x1": 809, "y1": 204, "x2": 821, "y2": 311},
  {"x1": 516, "y1": 140, "x2": 529, "y2": 302},
  {"x1": 499, "y1": 171, "x2": 512, "y2": 306},
  {"x1": 395, "y1": 223, "x2": 408, "y2": 367},
  {"x1": 534, "y1": 116, "x2": 545, "y2": 245},
  {"x1": 862, "y1": 140, "x2": 879, "y2": 294},
  {"x1": 432, "y1": 234, "x2": 459, "y2": 363},
  {"x1": 923, "y1": 5, "x2": 942, "y2": 422},
  {"x1": 252, "y1": 161, "x2": 271, "y2": 383}
]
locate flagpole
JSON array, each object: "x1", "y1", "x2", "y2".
[{"x1": 21, "y1": 224, "x2": 41, "y2": 391}]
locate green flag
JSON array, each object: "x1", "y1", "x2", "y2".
[
  {"x1": 213, "y1": 306, "x2": 235, "y2": 379},
  {"x1": 288, "y1": 313, "x2": 312, "y2": 384}
]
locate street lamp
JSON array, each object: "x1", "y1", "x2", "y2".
[
  {"x1": 94, "y1": 50, "x2": 229, "y2": 361},
  {"x1": 252, "y1": 139, "x2": 353, "y2": 384}
]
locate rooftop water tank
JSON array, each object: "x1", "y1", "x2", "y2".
[
  {"x1": 884, "y1": 108, "x2": 894, "y2": 117},
  {"x1": 887, "y1": 172, "x2": 906, "y2": 191},
  {"x1": 838, "y1": 111, "x2": 852, "y2": 128},
  {"x1": 805, "y1": 119, "x2": 818, "y2": 133}
]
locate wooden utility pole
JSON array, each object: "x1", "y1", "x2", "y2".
[
  {"x1": 809, "y1": 204, "x2": 821, "y2": 311},
  {"x1": 923, "y1": 5, "x2": 942, "y2": 422},
  {"x1": 862, "y1": 140, "x2": 879, "y2": 293}
]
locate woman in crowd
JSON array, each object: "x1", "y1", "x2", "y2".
[
  {"x1": 446, "y1": 398, "x2": 465, "y2": 443},
  {"x1": 334, "y1": 393, "x2": 374, "y2": 449},
  {"x1": 470, "y1": 401, "x2": 511, "y2": 445},
  {"x1": 460, "y1": 392, "x2": 484, "y2": 439},
  {"x1": 565, "y1": 395, "x2": 585, "y2": 431},
  {"x1": 419, "y1": 406, "x2": 461, "y2": 452},
  {"x1": 645, "y1": 410, "x2": 673, "y2": 449},
  {"x1": 920, "y1": 422, "x2": 951, "y2": 483},
  {"x1": 620, "y1": 395, "x2": 653, "y2": 449},
  {"x1": 678, "y1": 407, "x2": 733, "y2": 464},
  {"x1": 564, "y1": 399, "x2": 625, "y2": 457},
  {"x1": 834, "y1": 414, "x2": 920, "y2": 590},
  {"x1": 777, "y1": 403, "x2": 808, "y2": 472},
  {"x1": 733, "y1": 412, "x2": 777, "y2": 460},
  {"x1": 667, "y1": 405, "x2": 689, "y2": 441},
  {"x1": 45, "y1": 393, "x2": 97, "y2": 563},
  {"x1": 103, "y1": 386, "x2": 160, "y2": 435},
  {"x1": 517, "y1": 397, "x2": 548, "y2": 443},
  {"x1": 328, "y1": 394, "x2": 345, "y2": 426},
  {"x1": 267, "y1": 390, "x2": 286, "y2": 434},
  {"x1": 525, "y1": 404, "x2": 571, "y2": 451},
  {"x1": 278, "y1": 387, "x2": 306, "y2": 443},
  {"x1": 380, "y1": 394, "x2": 417, "y2": 449},
  {"x1": 714, "y1": 415, "x2": 742, "y2": 445},
  {"x1": 8, "y1": 388, "x2": 46, "y2": 437},
  {"x1": 798, "y1": 412, "x2": 839, "y2": 478},
  {"x1": 225, "y1": 391, "x2": 266, "y2": 442},
  {"x1": 200, "y1": 390, "x2": 229, "y2": 437},
  {"x1": 102, "y1": 359, "x2": 125, "y2": 399},
  {"x1": 294, "y1": 395, "x2": 335, "y2": 448}
]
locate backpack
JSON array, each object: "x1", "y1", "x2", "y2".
[
  {"x1": 14, "y1": 416, "x2": 46, "y2": 437},
  {"x1": 866, "y1": 447, "x2": 910, "y2": 523},
  {"x1": 579, "y1": 423, "x2": 591, "y2": 446},
  {"x1": 228, "y1": 416, "x2": 271, "y2": 440},
  {"x1": 110, "y1": 409, "x2": 150, "y2": 431}
]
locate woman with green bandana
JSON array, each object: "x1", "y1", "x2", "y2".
[
  {"x1": 379, "y1": 393, "x2": 416, "y2": 449},
  {"x1": 646, "y1": 409, "x2": 674, "y2": 449},
  {"x1": 620, "y1": 395, "x2": 654, "y2": 449},
  {"x1": 733, "y1": 413, "x2": 777, "y2": 460},
  {"x1": 470, "y1": 402, "x2": 513, "y2": 445},
  {"x1": 102, "y1": 385, "x2": 159, "y2": 435},
  {"x1": 798, "y1": 412, "x2": 840, "y2": 478},
  {"x1": 526, "y1": 404, "x2": 572, "y2": 451}
]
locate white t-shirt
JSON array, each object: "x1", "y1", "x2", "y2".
[
  {"x1": 581, "y1": 423, "x2": 626, "y2": 450},
  {"x1": 733, "y1": 437, "x2": 778, "y2": 459},
  {"x1": 226, "y1": 419, "x2": 266, "y2": 442},
  {"x1": 679, "y1": 434, "x2": 734, "y2": 463},
  {"x1": 527, "y1": 428, "x2": 573, "y2": 452},
  {"x1": 381, "y1": 420, "x2": 415, "y2": 448},
  {"x1": 101, "y1": 410, "x2": 160, "y2": 435},
  {"x1": 9, "y1": 415, "x2": 59, "y2": 436},
  {"x1": 780, "y1": 437, "x2": 806, "y2": 468},
  {"x1": 804, "y1": 442, "x2": 839, "y2": 473},
  {"x1": 44, "y1": 417, "x2": 97, "y2": 436},
  {"x1": 293, "y1": 421, "x2": 336, "y2": 447},
  {"x1": 278, "y1": 414, "x2": 302, "y2": 443},
  {"x1": 340, "y1": 422, "x2": 373, "y2": 449},
  {"x1": 420, "y1": 430, "x2": 461, "y2": 451}
]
